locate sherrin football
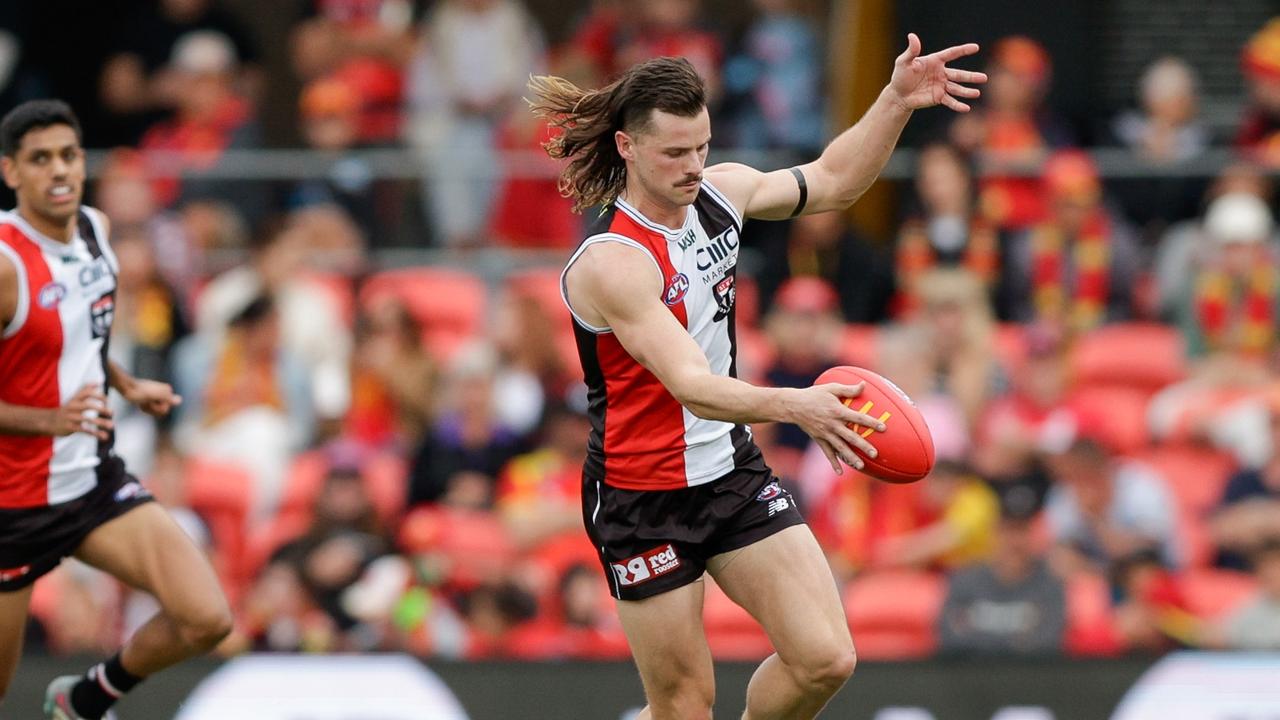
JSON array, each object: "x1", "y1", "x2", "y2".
[{"x1": 813, "y1": 366, "x2": 935, "y2": 484}]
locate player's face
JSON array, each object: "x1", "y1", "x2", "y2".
[
  {"x1": 621, "y1": 107, "x2": 711, "y2": 209},
  {"x1": 1, "y1": 124, "x2": 85, "y2": 226}
]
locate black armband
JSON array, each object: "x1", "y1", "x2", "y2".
[{"x1": 788, "y1": 167, "x2": 808, "y2": 218}]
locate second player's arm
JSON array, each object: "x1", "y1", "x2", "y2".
[{"x1": 567, "y1": 242, "x2": 883, "y2": 471}]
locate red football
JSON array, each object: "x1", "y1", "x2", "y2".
[{"x1": 813, "y1": 366, "x2": 935, "y2": 483}]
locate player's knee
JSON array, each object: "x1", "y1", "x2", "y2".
[
  {"x1": 179, "y1": 601, "x2": 233, "y2": 651},
  {"x1": 796, "y1": 644, "x2": 857, "y2": 692},
  {"x1": 648, "y1": 673, "x2": 714, "y2": 719}
]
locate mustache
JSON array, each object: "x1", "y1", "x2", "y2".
[{"x1": 678, "y1": 176, "x2": 703, "y2": 185}]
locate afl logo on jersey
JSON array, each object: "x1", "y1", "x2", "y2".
[
  {"x1": 664, "y1": 273, "x2": 690, "y2": 306},
  {"x1": 37, "y1": 282, "x2": 68, "y2": 309}
]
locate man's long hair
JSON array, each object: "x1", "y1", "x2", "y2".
[{"x1": 528, "y1": 57, "x2": 706, "y2": 214}]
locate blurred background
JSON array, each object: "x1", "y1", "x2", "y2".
[{"x1": 5, "y1": 0, "x2": 1280, "y2": 718}]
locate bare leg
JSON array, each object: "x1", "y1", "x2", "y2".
[
  {"x1": 707, "y1": 525, "x2": 856, "y2": 720},
  {"x1": 73, "y1": 503, "x2": 231, "y2": 676},
  {"x1": 0, "y1": 585, "x2": 34, "y2": 701},
  {"x1": 615, "y1": 579, "x2": 716, "y2": 720}
]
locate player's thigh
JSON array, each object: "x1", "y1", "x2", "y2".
[
  {"x1": 615, "y1": 579, "x2": 715, "y2": 702},
  {"x1": 71, "y1": 503, "x2": 227, "y2": 625},
  {"x1": 707, "y1": 524, "x2": 851, "y2": 665},
  {"x1": 0, "y1": 585, "x2": 34, "y2": 696}
]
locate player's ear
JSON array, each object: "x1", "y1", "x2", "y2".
[
  {"x1": 0, "y1": 156, "x2": 17, "y2": 191},
  {"x1": 615, "y1": 130, "x2": 634, "y2": 162}
]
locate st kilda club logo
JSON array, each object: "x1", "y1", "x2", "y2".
[
  {"x1": 665, "y1": 273, "x2": 690, "y2": 306},
  {"x1": 90, "y1": 294, "x2": 115, "y2": 339},
  {"x1": 712, "y1": 270, "x2": 736, "y2": 322}
]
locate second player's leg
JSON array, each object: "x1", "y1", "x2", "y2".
[
  {"x1": 0, "y1": 584, "x2": 34, "y2": 702},
  {"x1": 707, "y1": 524, "x2": 856, "y2": 720},
  {"x1": 615, "y1": 580, "x2": 716, "y2": 720},
  {"x1": 72, "y1": 503, "x2": 232, "y2": 675}
]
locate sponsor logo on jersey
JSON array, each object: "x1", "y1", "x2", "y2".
[
  {"x1": 611, "y1": 544, "x2": 681, "y2": 587},
  {"x1": 0, "y1": 564, "x2": 32, "y2": 583},
  {"x1": 90, "y1": 294, "x2": 114, "y2": 339},
  {"x1": 678, "y1": 229, "x2": 696, "y2": 250},
  {"x1": 37, "y1": 282, "x2": 67, "y2": 309},
  {"x1": 695, "y1": 227, "x2": 739, "y2": 271},
  {"x1": 664, "y1": 273, "x2": 690, "y2": 306},
  {"x1": 756, "y1": 481, "x2": 783, "y2": 502}
]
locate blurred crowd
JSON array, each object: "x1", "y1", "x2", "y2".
[{"x1": 7, "y1": 0, "x2": 1280, "y2": 662}]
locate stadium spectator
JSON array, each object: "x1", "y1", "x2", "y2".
[
  {"x1": 1169, "y1": 193, "x2": 1279, "y2": 361},
  {"x1": 107, "y1": 227, "x2": 191, "y2": 476},
  {"x1": 291, "y1": 0, "x2": 420, "y2": 144},
  {"x1": 490, "y1": 290, "x2": 573, "y2": 437},
  {"x1": 1213, "y1": 537, "x2": 1280, "y2": 650},
  {"x1": 938, "y1": 486, "x2": 1064, "y2": 655},
  {"x1": 1108, "y1": 56, "x2": 1208, "y2": 243},
  {"x1": 1236, "y1": 17, "x2": 1280, "y2": 164},
  {"x1": 872, "y1": 460, "x2": 1000, "y2": 570},
  {"x1": 1003, "y1": 150, "x2": 1140, "y2": 332},
  {"x1": 755, "y1": 209, "x2": 893, "y2": 324},
  {"x1": 137, "y1": 30, "x2": 265, "y2": 219},
  {"x1": 880, "y1": 268, "x2": 1003, "y2": 434},
  {"x1": 99, "y1": 0, "x2": 262, "y2": 145},
  {"x1": 1210, "y1": 392, "x2": 1280, "y2": 571},
  {"x1": 720, "y1": 0, "x2": 825, "y2": 153},
  {"x1": 457, "y1": 581, "x2": 538, "y2": 658},
  {"x1": 241, "y1": 558, "x2": 336, "y2": 652},
  {"x1": 1113, "y1": 57, "x2": 1207, "y2": 164},
  {"x1": 197, "y1": 215, "x2": 355, "y2": 429},
  {"x1": 1110, "y1": 549, "x2": 1198, "y2": 653},
  {"x1": 895, "y1": 143, "x2": 1003, "y2": 317},
  {"x1": 756, "y1": 277, "x2": 842, "y2": 477},
  {"x1": 949, "y1": 35, "x2": 1073, "y2": 230},
  {"x1": 407, "y1": 343, "x2": 523, "y2": 508},
  {"x1": 406, "y1": 0, "x2": 545, "y2": 246},
  {"x1": 972, "y1": 324, "x2": 1072, "y2": 504},
  {"x1": 1154, "y1": 163, "x2": 1273, "y2": 320},
  {"x1": 172, "y1": 294, "x2": 316, "y2": 520},
  {"x1": 495, "y1": 401, "x2": 588, "y2": 551},
  {"x1": 1045, "y1": 439, "x2": 1182, "y2": 574},
  {"x1": 345, "y1": 296, "x2": 439, "y2": 451}
]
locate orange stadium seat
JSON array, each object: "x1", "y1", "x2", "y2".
[
  {"x1": 399, "y1": 506, "x2": 516, "y2": 589},
  {"x1": 1069, "y1": 323, "x2": 1187, "y2": 391},
  {"x1": 1066, "y1": 386, "x2": 1151, "y2": 454},
  {"x1": 735, "y1": 273, "x2": 761, "y2": 328},
  {"x1": 1130, "y1": 444, "x2": 1235, "y2": 516},
  {"x1": 505, "y1": 267, "x2": 581, "y2": 375},
  {"x1": 844, "y1": 570, "x2": 944, "y2": 660},
  {"x1": 1181, "y1": 568, "x2": 1259, "y2": 621},
  {"x1": 359, "y1": 268, "x2": 488, "y2": 359},
  {"x1": 184, "y1": 457, "x2": 254, "y2": 593},
  {"x1": 703, "y1": 579, "x2": 759, "y2": 634}
]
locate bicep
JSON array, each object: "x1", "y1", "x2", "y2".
[{"x1": 576, "y1": 245, "x2": 711, "y2": 394}]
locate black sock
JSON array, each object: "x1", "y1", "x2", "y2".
[{"x1": 69, "y1": 653, "x2": 143, "y2": 719}]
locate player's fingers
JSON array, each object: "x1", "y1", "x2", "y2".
[
  {"x1": 837, "y1": 406, "x2": 887, "y2": 432},
  {"x1": 897, "y1": 32, "x2": 921, "y2": 64},
  {"x1": 836, "y1": 424, "x2": 878, "y2": 460},
  {"x1": 89, "y1": 415, "x2": 114, "y2": 431},
  {"x1": 947, "y1": 81, "x2": 981, "y2": 99},
  {"x1": 814, "y1": 438, "x2": 843, "y2": 475},
  {"x1": 941, "y1": 94, "x2": 971, "y2": 112},
  {"x1": 823, "y1": 382, "x2": 865, "y2": 400},
  {"x1": 945, "y1": 68, "x2": 987, "y2": 84},
  {"x1": 932, "y1": 42, "x2": 980, "y2": 63},
  {"x1": 170, "y1": 394, "x2": 183, "y2": 406}
]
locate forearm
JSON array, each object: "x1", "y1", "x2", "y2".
[
  {"x1": 107, "y1": 359, "x2": 137, "y2": 397},
  {"x1": 811, "y1": 87, "x2": 913, "y2": 209},
  {"x1": 0, "y1": 400, "x2": 54, "y2": 435},
  {"x1": 674, "y1": 374, "x2": 800, "y2": 425}
]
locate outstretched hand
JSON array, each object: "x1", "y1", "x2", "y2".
[{"x1": 888, "y1": 33, "x2": 986, "y2": 113}]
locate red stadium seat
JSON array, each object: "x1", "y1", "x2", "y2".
[
  {"x1": 359, "y1": 268, "x2": 488, "y2": 360},
  {"x1": 1181, "y1": 568, "x2": 1259, "y2": 621},
  {"x1": 399, "y1": 506, "x2": 516, "y2": 589},
  {"x1": 705, "y1": 627, "x2": 775, "y2": 661},
  {"x1": 1064, "y1": 572, "x2": 1122, "y2": 657},
  {"x1": 1069, "y1": 323, "x2": 1187, "y2": 391},
  {"x1": 703, "y1": 580, "x2": 758, "y2": 634},
  {"x1": 735, "y1": 273, "x2": 761, "y2": 328},
  {"x1": 362, "y1": 452, "x2": 408, "y2": 526},
  {"x1": 184, "y1": 457, "x2": 254, "y2": 591},
  {"x1": 844, "y1": 570, "x2": 943, "y2": 659},
  {"x1": 1130, "y1": 444, "x2": 1235, "y2": 516},
  {"x1": 1066, "y1": 386, "x2": 1151, "y2": 454},
  {"x1": 505, "y1": 267, "x2": 581, "y2": 376}
]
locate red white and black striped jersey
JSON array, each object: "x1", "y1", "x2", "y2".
[
  {"x1": 561, "y1": 181, "x2": 763, "y2": 491},
  {"x1": 0, "y1": 207, "x2": 117, "y2": 509}
]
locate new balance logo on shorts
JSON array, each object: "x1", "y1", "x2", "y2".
[{"x1": 611, "y1": 544, "x2": 681, "y2": 587}]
